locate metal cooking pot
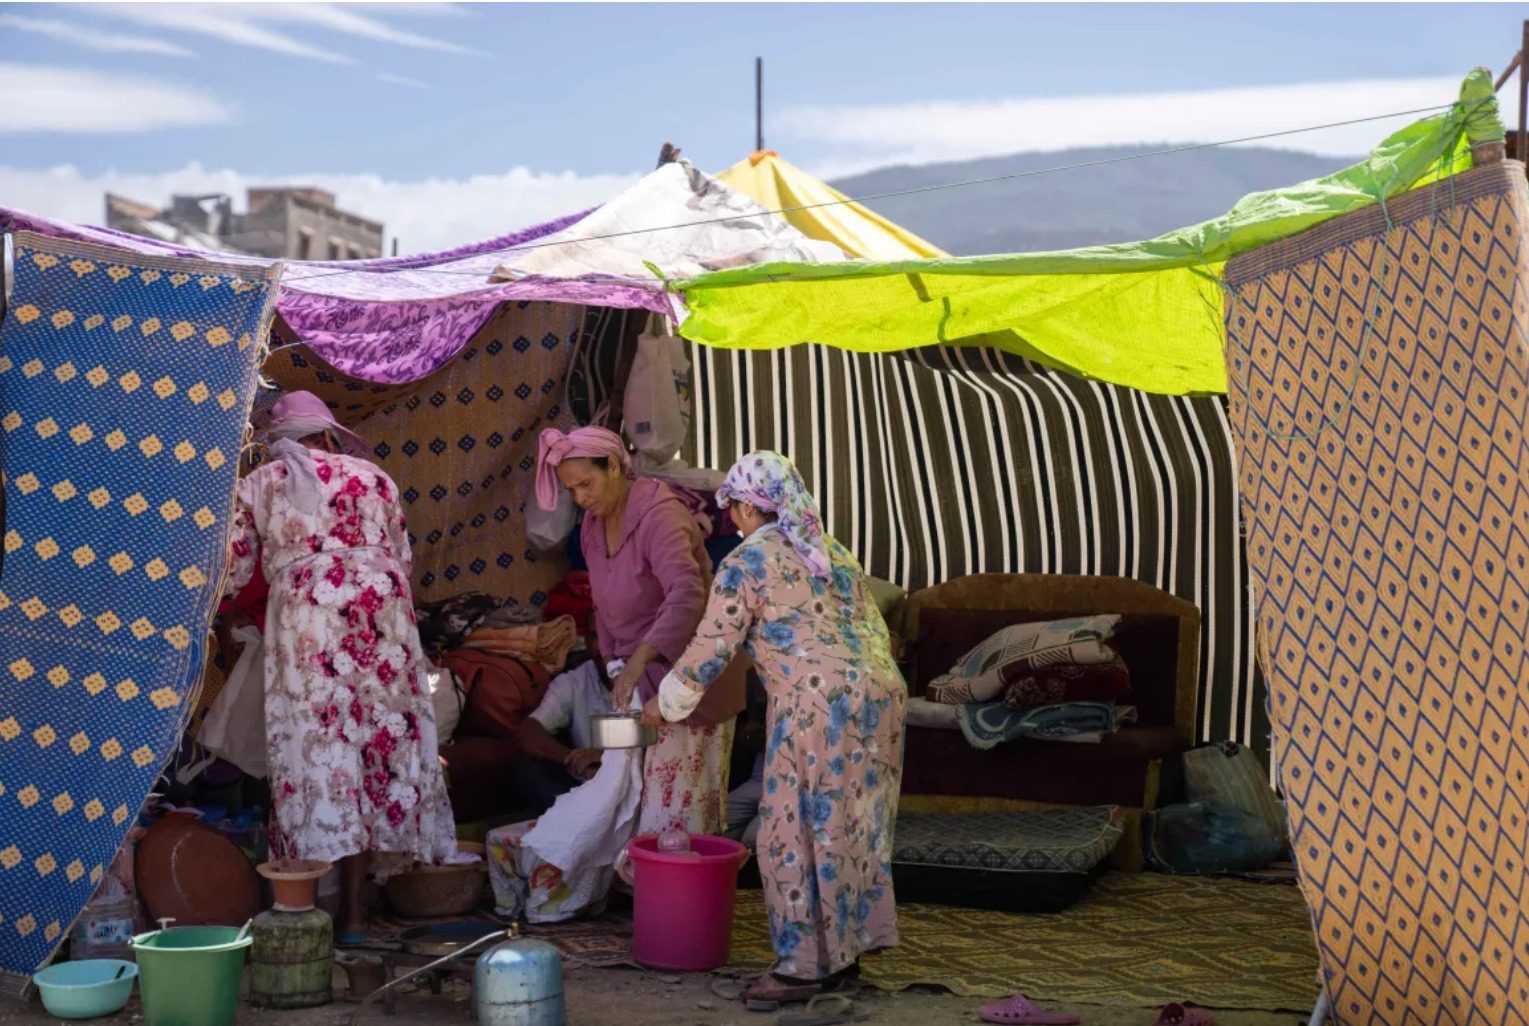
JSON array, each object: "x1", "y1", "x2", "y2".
[{"x1": 588, "y1": 713, "x2": 657, "y2": 749}]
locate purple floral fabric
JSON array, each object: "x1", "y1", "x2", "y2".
[{"x1": 0, "y1": 205, "x2": 679, "y2": 384}]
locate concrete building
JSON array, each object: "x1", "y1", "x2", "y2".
[{"x1": 105, "y1": 188, "x2": 385, "y2": 260}]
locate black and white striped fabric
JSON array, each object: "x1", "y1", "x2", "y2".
[{"x1": 684, "y1": 341, "x2": 1267, "y2": 754}]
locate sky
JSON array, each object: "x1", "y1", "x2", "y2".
[{"x1": 0, "y1": 2, "x2": 1522, "y2": 254}]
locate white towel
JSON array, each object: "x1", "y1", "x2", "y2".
[
  {"x1": 521, "y1": 694, "x2": 644, "y2": 880},
  {"x1": 200, "y1": 626, "x2": 268, "y2": 777}
]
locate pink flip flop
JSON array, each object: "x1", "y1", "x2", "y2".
[
  {"x1": 978, "y1": 993, "x2": 1080, "y2": 1025},
  {"x1": 1153, "y1": 1003, "x2": 1213, "y2": 1026}
]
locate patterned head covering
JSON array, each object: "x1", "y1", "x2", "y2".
[
  {"x1": 716, "y1": 451, "x2": 831, "y2": 579},
  {"x1": 535, "y1": 426, "x2": 633, "y2": 511}
]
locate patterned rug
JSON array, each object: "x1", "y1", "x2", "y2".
[
  {"x1": 727, "y1": 873, "x2": 1318, "y2": 1009},
  {"x1": 0, "y1": 233, "x2": 278, "y2": 991},
  {"x1": 1224, "y1": 161, "x2": 1529, "y2": 1025}
]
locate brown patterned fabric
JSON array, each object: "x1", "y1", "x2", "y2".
[
  {"x1": 1003, "y1": 649, "x2": 1132, "y2": 709},
  {"x1": 261, "y1": 301, "x2": 583, "y2": 605}
]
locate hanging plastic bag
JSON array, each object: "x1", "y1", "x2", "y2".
[
  {"x1": 200, "y1": 625, "x2": 268, "y2": 778},
  {"x1": 624, "y1": 313, "x2": 691, "y2": 467},
  {"x1": 526, "y1": 487, "x2": 578, "y2": 553}
]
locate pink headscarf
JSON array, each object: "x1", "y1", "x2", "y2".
[
  {"x1": 535, "y1": 426, "x2": 633, "y2": 511},
  {"x1": 264, "y1": 391, "x2": 370, "y2": 514}
]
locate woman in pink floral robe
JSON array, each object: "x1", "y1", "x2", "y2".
[{"x1": 225, "y1": 393, "x2": 458, "y2": 938}]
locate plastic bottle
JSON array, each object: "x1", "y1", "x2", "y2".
[
  {"x1": 70, "y1": 895, "x2": 138, "y2": 962},
  {"x1": 70, "y1": 833, "x2": 143, "y2": 962},
  {"x1": 657, "y1": 830, "x2": 691, "y2": 854}
]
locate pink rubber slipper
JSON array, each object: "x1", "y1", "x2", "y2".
[
  {"x1": 1153, "y1": 1003, "x2": 1213, "y2": 1026},
  {"x1": 978, "y1": 993, "x2": 1081, "y2": 1025}
]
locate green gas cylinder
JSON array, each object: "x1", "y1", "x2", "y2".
[{"x1": 249, "y1": 907, "x2": 333, "y2": 1009}]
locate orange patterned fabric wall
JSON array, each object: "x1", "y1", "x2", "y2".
[
  {"x1": 1224, "y1": 162, "x2": 1529, "y2": 1024},
  {"x1": 261, "y1": 301, "x2": 582, "y2": 606}
]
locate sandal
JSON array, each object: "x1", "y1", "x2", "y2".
[
  {"x1": 1153, "y1": 1004, "x2": 1213, "y2": 1026},
  {"x1": 979, "y1": 993, "x2": 1080, "y2": 1025},
  {"x1": 745, "y1": 975, "x2": 825, "y2": 1006},
  {"x1": 778, "y1": 994, "x2": 869, "y2": 1026}
]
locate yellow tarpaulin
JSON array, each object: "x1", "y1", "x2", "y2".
[{"x1": 716, "y1": 151, "x2": 947, "y2": 260}]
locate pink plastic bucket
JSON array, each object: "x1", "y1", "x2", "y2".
[{"x1": 627, "y1": 833, "x2": 748, "y2": 972}]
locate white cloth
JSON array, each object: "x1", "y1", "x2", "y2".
[
  {"x1": 529, "y1": 662, "x2": 615, "y2": 751},
  {"x1": 521, "y1": 692, "x2": 645, "y2": 886},
  {"x1": 656, "y1": 667, "x2": 706, "y2": 722},
  {"x1": 428, "y1": 668, "x2": 464, "y2": 746},
  {"x1": 200, "y1": 625, "x2": 268, "y2": 777}
]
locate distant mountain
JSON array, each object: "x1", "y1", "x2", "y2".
[{"x1": 828, "y1": 146, "x2": 1355, "y2": 256}]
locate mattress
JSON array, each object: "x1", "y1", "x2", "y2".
[{"x1": 890, "y1": 806, "x2": 1123, "y2": 913}]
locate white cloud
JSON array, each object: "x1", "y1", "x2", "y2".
[
  {"x1": 0, "y1": 162, "x2": 640, "y2": 255},
  {"x1": 377, "y1": 72, "x2": 431, "y2": 90},
  {"x1": 0, "y1": 63, "x2": 231, "y2": 133},
  {"x1": 88, "y1": 2, "x2": 484, "y2": 64},
  {"x1": 783, "y1": 76, "x2": 1462, "y2": 176},
  {"x1": 0, "y1": 13, "x2": 195, "y2": 56}
]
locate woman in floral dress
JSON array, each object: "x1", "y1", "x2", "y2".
[
  {"x1": 225, "y1": 391, "x2": 459, "y2": 940},
  {"x1": 644, "y1": 452, "x2": 907, "y2": 1002}
]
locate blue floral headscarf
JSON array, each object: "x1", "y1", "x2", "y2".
[{"x1": 716, "y1": 451, "x2": 831, "y2": 580}]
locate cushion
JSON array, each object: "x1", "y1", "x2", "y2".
[
  {"x1": 1002, "y1": 647, "x2": 1132, "y2": 709},
  {"x1": 891, "y1": 807, "x2": 1123, "y2": 912},
  {"x1": 926, "y1": 614, "x2": 1121, "y2": 704}
]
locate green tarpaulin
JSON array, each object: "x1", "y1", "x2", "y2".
[{"x1": 675, "y1": 70, "x2": 1504, "y2": 395}]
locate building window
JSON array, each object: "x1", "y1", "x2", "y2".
[
  {"x1": 328, "y1": 239, "x2": 343, "y2": 261},
  {"x1": 296, "y1": 229, "x2": 312, "y2": 261}
]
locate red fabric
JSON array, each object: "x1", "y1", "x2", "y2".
[
  {"x1": 544, "y1": 571, "x2": 594, "y2": 635},
  {"x1": 436, "y1": 649, "x2": 551, "y2": 740},
  {"x1": 1002, "y1": 648, "x2": 1133, "y2": 709},
  {"x1": 217, "y1": 567, "x2": 270, "y2": 622}
]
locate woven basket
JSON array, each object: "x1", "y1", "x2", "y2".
[{"x1": 384, "y1": 842, "x2": 489, "y2": 918}]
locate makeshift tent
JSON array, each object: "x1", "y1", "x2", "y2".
[
  {"x1": 0, "y1": 160, "x2": 843, "y2": 987},
  {"x1": 2, "y1": 161, "x2": 839, "y2": 606},
  {"x1": 698, "y1": 156, "x2": 1261, "y2": 752},
  {"x1": 715, "y1": 151, "x2": 945, "y2": 260},
  {"x1": 678, "y1": 71, "x2": 1502, "y2": 396}
]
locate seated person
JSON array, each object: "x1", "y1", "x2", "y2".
[
  {"x1": 725, "y1": 752, "x2": 765, "y2": 849},
  {"x1": 723, "y1": 671, "x2": 769, "y2": 849},
  {"x1": 511, "y1": 658, "x2": 614, "y2": 817}
]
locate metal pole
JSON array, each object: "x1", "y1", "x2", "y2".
[
  {"x1": 1519, "y1": 20, "x2": 1528, "y2": 160},
  {"x1": 391, "y1": 238, "x2": 398, "y2": 257},
  {"x1": 755, "y1": 56, "x2": 764, "y2": 152}
]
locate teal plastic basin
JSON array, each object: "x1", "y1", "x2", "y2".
[{"x1": 32, "y1": 959, "x2": 137, "y2": 1019}]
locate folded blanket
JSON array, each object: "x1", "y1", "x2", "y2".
[
  {"x1": 462, "y1": 615, "x2": 578, "y2": 672},
  {"x1": 955, "y1": 700, "x2": 1122, "y2": 751}
]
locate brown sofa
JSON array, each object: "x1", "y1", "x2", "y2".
[{"x1": 897, "y1": 574, "x2": 1199, "y2": 864}]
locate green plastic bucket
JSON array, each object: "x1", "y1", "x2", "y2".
[{"x1": 129, "y1": 927, "x2": 251, "y2": 1026}]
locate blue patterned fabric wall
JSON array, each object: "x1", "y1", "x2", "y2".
[{"x1": 0, "y1": 233, "x2": 278, "y2": 990}]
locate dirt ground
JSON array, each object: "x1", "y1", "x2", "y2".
[{"x1": 0, "y1": 965, "x2": 1315, "y2": 1025}]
